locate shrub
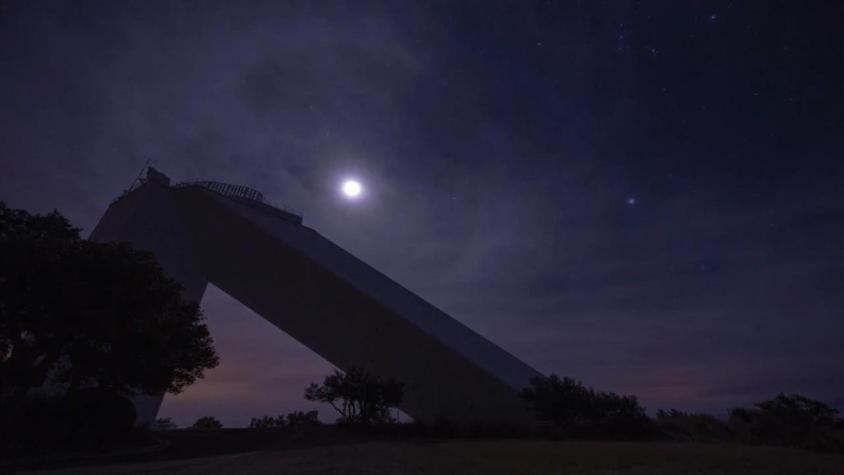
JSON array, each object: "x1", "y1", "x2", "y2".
[
  {"x1": 249, "y1": 411, "x2": 320, "y2": 430},
  {"x1": 249, "y1": 415, "x2": 286, "y2": 430},
  {"x1": 285, "y1": 410, "x2": 320, "y2": 427},
  {"x1": 520, "y1": 374, "x2": 657, "y2": 440},
  {"x1": 728, "y1": 394, "x2": 844, "y2": 452},
  {"x1": 152, "y1": 417, "x2": 179, "y2": 431},
  {"x1": 191, "y1": 416, "x2": 223, "y2": 430},
  {"x1": 656, "y1": 409, "x2": 733, "y2": 442}
]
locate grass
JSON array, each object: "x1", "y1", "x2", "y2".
[{"x1": 15, "y1": 439, "x2": 844, "y2": 474}]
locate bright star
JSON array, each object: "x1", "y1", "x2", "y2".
[{"x1": 626, "y1": 196, "x2": 638, "y2": 206}]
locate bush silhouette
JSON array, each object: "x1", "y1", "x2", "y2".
[
  {"x1": 656, "y1": 409, "x2": 733, "y2": 442},
  {"x1": 520, "y1": 374, "x2": 656, "y2": 439},
  {"x1": 249, "y1": 411, "x2": 320, "y2": 430},
  {"x1": 152, "y1": 417, "x2": 179, "y2": 431},
  {"x1": 285, "y1": 410, "x2": 320, "y2": 427},
  {"x1": 192, "y1": 416, "x2": 223, "y2": 430},
  {"x1": 249, "y1": 415, "x2": 286, "y2": 430},
  {"x1": 728, "y1": 393, "x2": 844, "y2": 452}
]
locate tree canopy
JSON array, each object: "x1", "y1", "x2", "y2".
[
  {"x1": 305, "y1": 367, "x2": 403, "y2": 425},
  {"x1": 0, "y1": 202, "x2": 218, "y2": 399}
]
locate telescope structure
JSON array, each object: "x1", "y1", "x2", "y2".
[{"x1": 91, "y1": 168, "x2": 541, "y2": 426}]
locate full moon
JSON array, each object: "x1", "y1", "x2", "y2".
[{"x1": 341, "y1": 179, "x2": 363, "y2": 198}]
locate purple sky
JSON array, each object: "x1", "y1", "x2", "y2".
[{"x1": 1, "y1": 1, "x2": 842, "y2": 427}]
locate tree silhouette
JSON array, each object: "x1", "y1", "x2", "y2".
[
  {"x1": 0, "y1": 202, "x2": 219, "y2": 401},
  {"x1": 0, "y1": 203, "x2": 82, "y2": 398},
  {"x1": 305, "y1": 367, "x2": 403, "y2": 425}
]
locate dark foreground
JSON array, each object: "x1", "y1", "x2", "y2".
[{"x1": 16, "y1": 440, "x2": 844, "y2": 475}]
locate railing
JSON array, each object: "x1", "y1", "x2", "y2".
[
  {"x1": 174, "y1": 180, "x2": 303, "y2": 223},
  {"x1": 175, "y1": 180, "x2": 265, "y2": 202}
]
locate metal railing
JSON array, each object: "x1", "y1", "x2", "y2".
[
  {"x1": 175, "y1": 180, "x2": 265, "y2": 202},
  {"x1": 174, "y1": 180, "x2": 303, "y2": 223}
]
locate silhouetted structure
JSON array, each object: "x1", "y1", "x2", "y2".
[{"x1": 91, "y1": 168, "x2": 541, "y2": 425}]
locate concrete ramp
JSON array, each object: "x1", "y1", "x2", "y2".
[{"x1": 91, "y1": 169, "x2": 541, "y2": 425}]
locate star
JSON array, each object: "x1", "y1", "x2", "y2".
[{"x1": 626, "y1": 196, "x2": 639, "y2": 206}]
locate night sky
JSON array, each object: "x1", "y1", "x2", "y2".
[{"x1": 1, "y1": 1, "x2": 842, "y2": 427}]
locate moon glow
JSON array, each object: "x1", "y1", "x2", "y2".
[{"x1": 341, "y1": 179, "x2": 363, "y2": 199}]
